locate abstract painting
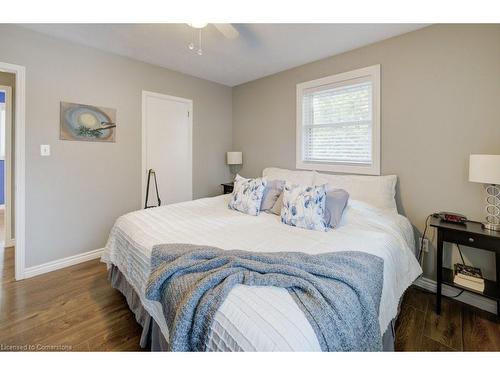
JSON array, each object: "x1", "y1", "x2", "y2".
[{"x1": 60, "y1": 102, "x2": 116, "y2": 142}]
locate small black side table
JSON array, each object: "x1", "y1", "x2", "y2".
[
  {"x1": 221, "y1": 182, "x2": 234, "y2": 194},
  {"x1": 430, "y1": 216, "x2": 500, "y2": 317}
]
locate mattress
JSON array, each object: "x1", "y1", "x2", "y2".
[{"x1": 101, "y1": 194, "x2": 422, "y2": 351}]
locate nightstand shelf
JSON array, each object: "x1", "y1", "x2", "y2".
[{"x1": 441, "y1": 268, "x2": 500, "y2": 300}]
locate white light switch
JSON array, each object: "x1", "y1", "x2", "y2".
[{"x1": 40, "y1": 144, "x2": 50, "y2": 156}]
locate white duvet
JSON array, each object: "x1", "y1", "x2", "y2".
[{"x1": 101, "y1": 194, "x2": 422, "y2": 351}]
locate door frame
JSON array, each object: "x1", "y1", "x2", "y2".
[
  {"x1": 0, "y1": 85, "x2": 14, "y2": 248},
  {"x1": 0, "y1": 61, "x2": 26, "y2": 281},
  {"x1": 141, "y1": 90, "x2": 193, "y2": 207}
]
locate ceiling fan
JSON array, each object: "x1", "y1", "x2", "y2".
[{"x1": 187, "y1": 23, "x2": 239, "y2": 55}]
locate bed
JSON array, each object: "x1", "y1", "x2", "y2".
[{"x1": 101, "y1": 168, "x2": 422, "y2": 351}]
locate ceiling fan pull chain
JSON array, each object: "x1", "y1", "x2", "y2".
[
  {"x1": 197, "y1": 29, "x2": 203, "y2": 55},
  {"x1": 188, "y1": 27, "x2": 195, "y2": 51}
]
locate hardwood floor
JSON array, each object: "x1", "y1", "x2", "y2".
[
  {"x1": 0, "y1": 247, "x2": 143, "y2": 351},
  {"x1": 1, "y1": 245, "x2": 499, "y2": 351},
  {"x1": 395, "y1": 285, "x2": 500, "y2": 351}
]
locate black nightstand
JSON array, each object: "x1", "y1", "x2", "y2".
[
  {"x1": 221, "y1": 182, "x2": 234, "y2": 194},
  {"x1": 430, "y1": 216, "x2": 500, "y2": 317}
]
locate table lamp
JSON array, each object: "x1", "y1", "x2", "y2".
[
  {"x1": 469, "y1": 154, "x2": 500, "y2": 231},
  {"x1": 227, "y1": 151, "x2": 242, "y2": 180}
]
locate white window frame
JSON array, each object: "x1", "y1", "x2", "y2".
[{"x1": 296, "y1": 64, "x2": 380, "y2": 175}]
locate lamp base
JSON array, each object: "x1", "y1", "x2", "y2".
[{"x1": 483, "y1": 222, "x2": 500, "y2": 231}]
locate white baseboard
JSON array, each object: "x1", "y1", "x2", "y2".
[
  {"x1": 413, "y1": 276, "x2": 497, "y2": 315},
  {"x1": 23, "y1": 248, "x2": 104, "y2": 279},
  {"x1": 4, "y1": 238, "x2": 15, "y2": 248}
]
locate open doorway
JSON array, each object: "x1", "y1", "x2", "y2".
[
  {"x1": 0, "y1": 72, "x2": 15, "y2": 279},
  {"x1": 0, "y1": 62, "x2": 25, "y2": 281}
]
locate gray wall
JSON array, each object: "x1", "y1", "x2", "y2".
[
  {"x1": 233, "y1": 24, "x2": 500, "y2": 279},
  {"x1": 0, "y1": 25, "x2": 232, "y2": 268},
  {"x1": 0, "y1": 71, "x2": 15, "y2": 91}
]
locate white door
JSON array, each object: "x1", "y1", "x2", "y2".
[{"x1": 142, "y1": 91, "x2": 192, "y2": 206}]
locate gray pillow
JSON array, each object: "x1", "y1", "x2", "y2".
[
  {"x1": 269, "y1": 192, "x2": 283, "y2": 215},
  {"x1": 260, "y1": 179, "x2": 285, "y2": 211},
  {"x1": 324, "y1": 188, "x2": 349, "y2": 228}
]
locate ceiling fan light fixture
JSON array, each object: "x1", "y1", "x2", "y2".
[{"x1": 188, "y1": 22, "x2": 208, "y2": 29}]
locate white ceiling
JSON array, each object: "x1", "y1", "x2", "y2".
[{"x1": 21, "y1": 24, "x2": 427, "y2": 86}]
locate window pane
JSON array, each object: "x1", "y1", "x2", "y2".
[
  {"x1": 304, "y1": 123, "x2": 371, "y2": 163},
  {"x1": 302, "y1": 81, "x2": 372, "y2": 165}
]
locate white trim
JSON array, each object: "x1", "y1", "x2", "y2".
[
  {"x1": 141, "y1": 90, "x2": 193, "y2": 206},
  {"x1": 0, "y1": 85, "x2": 14, "y2": 249},
  {"x1": 0, "y1": 61, "x2": 25, "y2": 280},
  {"x1": 413, "y1": 276, "x2": 497, "y2": 315},
  {"x1": 296, "y1": 64, "x2": 381, "y2": 175},
  {"x1": 23, "y1": 248, "x2": 104, "y2": 279}
]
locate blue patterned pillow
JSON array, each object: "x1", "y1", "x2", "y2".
[
  {"x1": 228, "y1": 175, "x2": 267, "y2": 216},
  {"x1": 280, "y1": 183, "x2": 327, "y2": 231}
]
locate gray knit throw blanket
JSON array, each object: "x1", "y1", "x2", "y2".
[{"x1": 145, "y1": 244, "x2": 384, "y2": 352}]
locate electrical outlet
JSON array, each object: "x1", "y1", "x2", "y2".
[{"x1": 420, "y1": 237, "x2": 429, "y2": 253}]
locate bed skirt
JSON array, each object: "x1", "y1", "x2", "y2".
[
  {"x1": 108, "y1": 265, "x2": 169, "y2": 351},
  {"x1": 107, "y1": 264, "x2": 395, "y2": 352}
]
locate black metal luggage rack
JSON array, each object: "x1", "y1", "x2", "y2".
[{"x1": 144, "y1": 169, "x2": 161, "y2": 209}]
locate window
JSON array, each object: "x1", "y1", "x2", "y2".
[{"x1": 296, "y1": 65, "x2": 380, "y2": 175}]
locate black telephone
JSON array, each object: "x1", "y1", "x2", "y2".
[{"x1": 433, "y1": 211, "x2": 467, "y2": 224}]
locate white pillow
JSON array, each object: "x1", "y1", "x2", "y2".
[
  {"x1": 262, "y1": 167, "x2": 314, "y2": 186},
  {"x1": 280, "y1": 183, "x2": 327, "y2": 232},
  {"x1": 313, "y1": 171, "x2": 397, "y2": 212},
  {"x1": 228, "y1": 175, "x2": 267, "y2": 216}
]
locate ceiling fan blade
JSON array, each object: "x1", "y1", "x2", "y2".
[{"x1": 213, "y1": 24, "x2": 239, "y2": 39}]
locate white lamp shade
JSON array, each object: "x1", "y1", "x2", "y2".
[
  {"x1": 227, "y1": 151, "x2": 242, "y2": 165},
  {"x1": 469, "y1": 154, "x2": 500, "y2": 184}
]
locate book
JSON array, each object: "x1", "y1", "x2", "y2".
[
  {"x1": 453, "y1": 263, "x2": 484, "y2": 292},
  {"x1": 454, "y1": 263, "x2": 483, "y2": 282},
  {"x1": 453, "y1": 275, "x2": 485, "y2": 292}
]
